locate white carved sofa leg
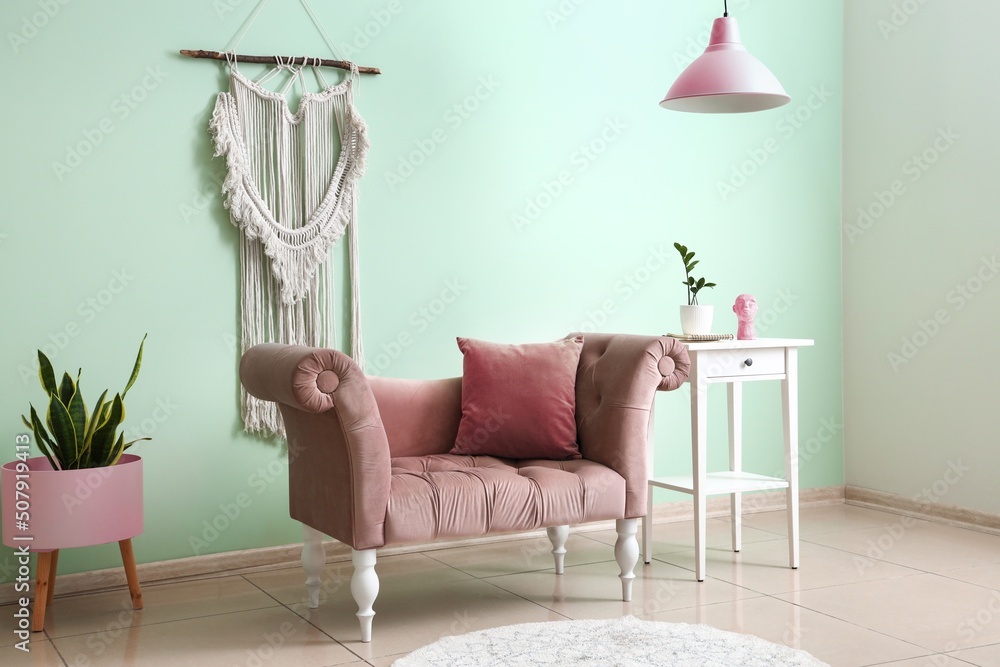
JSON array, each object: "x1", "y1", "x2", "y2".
[
  {"x1": 352, "y1": 548, "x2": 379, "y2": 643},
  {"x1": 547, "y1": 525, "x2": 569, "y2": 574},
  {"x1": 301, "y1": 524, "x2": 325, "y2": 609},
  {"x1": 615, "y1": 518, "x2": 639, "y2": 602}
]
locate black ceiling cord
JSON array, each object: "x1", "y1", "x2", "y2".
[{"x1": 723, "y1": 0, "x2": 729, "y2": 17}]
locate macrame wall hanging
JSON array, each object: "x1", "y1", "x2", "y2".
[{"x1": 183, "y1": 0, "x2": 381, "y2": 436}]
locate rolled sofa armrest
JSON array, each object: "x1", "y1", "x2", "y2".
[
  {"x1": 239, "y1": 344, "x2": 391, "y2": 550},
  {"x1": 570, "y1": 333, "x2": 691, "y2": 518}
]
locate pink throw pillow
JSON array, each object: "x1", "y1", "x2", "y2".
[{"x1": 451, "y1": 336, "x2": 583, "y2": 460}]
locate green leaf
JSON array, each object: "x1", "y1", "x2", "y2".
[
  {"x1": 687, "y1": 277, "x2": 695, "y2": 286},
  {"x1": 109, "y1": 433, "x2": 126, "y2": 466},
  {"x1": 122, "y1": 334, "x2": 146, "y2": 398},
  {"x1": 38, "y1": 351, "x2": 57, "y2": 396},
  {"x1": 674, "y1": 242, "x2": 686, "y2": 255},
  {"x1": 687, "y1": 260, "x2": 699, "y2": 272},
  {"x1": 48, "y1": 393, "x2": 79, "y2": 468},
  {"x1": 83, "y1": 389, "x2": 109, "y2": 450},
  {"x1": 58, "y1": 372, "x2": 76, "y2": 406},
  {"x1": 696, "y1": 277, "x2": 706, "y2": 289},
  {"x1": 705, "y1": 282, "x2": 717, "y2": 288},
  {"x1": 123, "y1": 437, "x2": 152, "y2": 451},
  {"x1": 90, "y1": 394, "x2": 124, "y2": 467},
  {"x1": 67, "y1": 385, "x2": 87, "y2": 466},
  {"x1": 684, "y1": 252, "x2": 694, "y2": 264},
  {"x1": 26, "y1": 406, "x2": 60, "y2": 470}
]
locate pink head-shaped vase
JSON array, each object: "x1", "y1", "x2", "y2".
[{"x1": 733, "y1": 294, "x2": 758, "y2": 340}]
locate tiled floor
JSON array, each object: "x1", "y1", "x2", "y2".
[{"x1": 3, "y1": 503, "x2": 1000, "y2": 666}]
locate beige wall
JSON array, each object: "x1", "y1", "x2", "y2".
[{"x1": 843, "y1": 0, "x2": 1000, "y2": 512}]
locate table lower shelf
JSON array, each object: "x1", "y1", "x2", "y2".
[{"x1": 650, "y1": 471, "x2": 789, "y2": 496}]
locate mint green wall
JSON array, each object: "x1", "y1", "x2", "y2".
[
  {"x1": 843, "y1": 1, "x2": 1000, "y2": 512},
  {"x1": 0, "y1": 0, "x2": 842, "y2": 583}
]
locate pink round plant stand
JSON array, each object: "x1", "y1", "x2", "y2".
[{"x1": 1, "y1": 454, "x2": 144, "y2": 632}]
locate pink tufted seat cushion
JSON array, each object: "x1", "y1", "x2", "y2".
[{"x1": 384, "y1": 454, "x2": 626, "y2": 545}]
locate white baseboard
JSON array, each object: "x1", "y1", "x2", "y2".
[
  {"x1": 0, "y1": 485, "x2": 843, "y2": 605},
  {"x1": 846, "y1": 485, "x2": 1000, "y2": 535}
]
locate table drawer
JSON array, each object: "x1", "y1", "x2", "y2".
[{"x1": 700, "y1": 347, "x2": 785, "y2": 378}]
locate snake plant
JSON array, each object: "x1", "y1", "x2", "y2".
[{"x1": 20, "y1": 335, "x2": 150, "y2": 470}]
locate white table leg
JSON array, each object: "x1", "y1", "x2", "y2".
[
  {"x1": 643, "y1": 488, "x2": 653, "y2": 564},
  {"x1": 782, "y1": 348, "x2": 800, "y2": 570},
  {"x1": 728, "y1": 382, "x2": 743, "y2": 553},
  {"x1": 691, "y1": 354, "x2": 707, "y2": 582}
]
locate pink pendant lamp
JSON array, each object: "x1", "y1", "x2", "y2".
[{"x1": 660, "y1": 1, "x2": 790, "y2": 113}]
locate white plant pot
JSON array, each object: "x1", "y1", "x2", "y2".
[{"x1": 680, "y1": 305, "x2": 714, "y2": 335}]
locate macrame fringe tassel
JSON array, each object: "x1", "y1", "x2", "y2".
[
  {"x1": 348, "y1": 197, "x2": 365, "y2": 368},
  {"x1": 212, "y1": 65, "x2": 370, "y2": 439}
]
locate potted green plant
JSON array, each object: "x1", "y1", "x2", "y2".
[
  {"x1": 2, "y1": 335, "x2": 149, "y2": 631},
  {"x1": 674, "y1": 242, "x2": 717, "y2": 334}
]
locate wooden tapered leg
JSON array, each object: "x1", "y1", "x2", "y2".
[
  {"x1": 118, "y1": 539, "x2": 143, "y2": 610},
  {"x1": 47, "y1": 550, "x2": 59, "y2": 606},
  {"x1": 33, "y1": 552, "x2": 53, "y2": 632}
]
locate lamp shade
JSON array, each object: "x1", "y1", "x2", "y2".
[{"x1": 660, "y1": 17, "x2": 790, "y2": 113}]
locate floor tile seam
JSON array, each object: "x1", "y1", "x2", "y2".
[
  {"x1": 8, "y1": 634, "x2": 72, "y2": 666},
  {"x1": 634, "y1": 558, "x2": 775, "y2": 601},
  {"x1": 772, "y1": 592, "x2": 949, "y2": 655},
  {"x1": 644, "y1": 554, "x2": 780, "y2": 598},
  {"x1": 631, "y1": 595, "x2": 769, "y2": 621},
  {"x1": 843, "y1": 501, "x2": 1000, "y2": 539},
  {"x1": 272, "y1": 589, "x2": 377, "y2": 665},
  {"x1": 419, "y1": 538, "x2": 614, "y2": 579},
  {"x1": 241, "y1": 572, "x2": 298, "y2": 608},
  {"x1": 939, "y1": 655, "x2": 988, "y2": 667},
  {"x1": 474, "y1": 576, "x2": 575, "y2": 621},
  {"x1": 830, "y1": 509, "x2": 1000, "y2": 541},
  {"x1": 282, "y1": 581, "x2": 410, "y2": 664},
  {"x1": 631, "y1": 590, "x2": 930, "y2": 657},
  {"x1": 743, "y1": 524, "x2": 912, "y2": 539},
  {"x1": 203, "y1": 598, "x2": 363, "y2": 666},
  {"x1": 944, "y1": 643, "x2": 1000, "y2": 665},
  {"x1": 43, "y1": 599, "x2": 288, "y2": 642},
  {"x1": 794, "y1": 537, "x2": 946, "y2": 573},
  {"x1": 817, "y1": 547, "x2": 1000, "y2": 580},
  {"x1": 373, "y1": 652, "x2": 410, "y2": 666},
  {"x1": 859, "y1": 653, "x2": 972, "y2": 667},
  {"x1": 643, "y1": 535, "x2": 789, "y2": 559},
  {"x1": 18, "y1": 573, "x2": 262, "y2": 607},
  {"x1": 419, "y1": 549, "x2": 557, "y2": 579},
  {"x1": 427, "y1": 554, "x2": 618, "y2": 580},
  {"x1": 481, "y1": 561, "x2": 619, "y2": 581},
  {"x1": 48, "y1": 637, "x2": 73, "y2": 667},
  {"x1": 929, "y1": 571, "x2": 1000, "y2": 594},
  {"x1": 648, "y1": 553, "x2": 933, "y2": 596}
]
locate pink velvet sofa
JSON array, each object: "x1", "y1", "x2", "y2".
[{"x1": 239, "y1": 333, "x2": 690, "y2": 642}]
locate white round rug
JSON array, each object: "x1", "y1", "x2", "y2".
[{"x1": 393, "y1": 615, "x2": 828, "y2": 667}]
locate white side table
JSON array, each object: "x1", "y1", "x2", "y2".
[{"x1": 644, "y1": 338, "x2": 814, "y2": 581}]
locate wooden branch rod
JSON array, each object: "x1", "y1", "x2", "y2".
[{"x1": 180, "y1": 49, "x2": 381, "y2": 75}]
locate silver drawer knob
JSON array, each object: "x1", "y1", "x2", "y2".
[{"x1": 744, "y1": 358, "x2": 753, "y2": 367}]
